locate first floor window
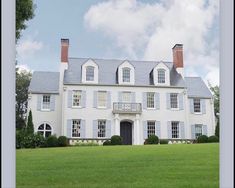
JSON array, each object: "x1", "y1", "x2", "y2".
[
  {"x1": 98, "y1": 120, "x2": 106, "y2": 137},
  {"x1": 42, "y1": 95, "x2": 50, "y2": 109},
  {"x1": 37, "y1": 123, "x2": 52, "y2": 137},
  {"x1": 98, "y1": 91, "x2": 107, "y2": 107},
  {"x1": 72, "y1": 120, "x2": 81, "y2": 137},
  {"x1": 195, "y1": 124, "x2": 203, "y2": 138},
  {"x1": 170, "y1": 93, "x2": 178, "y2": 109},
  {"x1": 147, "y1": 92, "x2": 155, "y2": 108},
  {"x1": 147, "y1": 121, "x2": 155, "y2": 138},
  {"x1": 171, "y1": 121, "x2": 179, "y2": 138},
  {"x1": 193, "y1": 98, "x2": 201, "y2": 113},
  {"x1": 122, "y1": 68, "x2": 130, "y2": 82},
  {"x1": 72, "y1": 90, "x2": 81, "y2": 107}
]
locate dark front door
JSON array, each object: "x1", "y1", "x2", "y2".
[{"x1": 120, "y1": 121, "x2": 132, "y2": 145}]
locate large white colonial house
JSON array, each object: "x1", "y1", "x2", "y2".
[{"x1": 28, "y1": 39, "x2": 215, "y2": 145}]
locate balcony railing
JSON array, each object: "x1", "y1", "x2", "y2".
[{"x1": 113, "y1": 102, "x2": 142, "y2": 114}]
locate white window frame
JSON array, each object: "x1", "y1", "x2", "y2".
[
  {"x1": 147, "y1": 92, "x2": 155, "y2": 109},
  {"x1": 157, "y1": 69, "x2": 166, "y2": 83},
  {"x1": 122, "y1": 67, "x2": 131, "y2": 83},
  {"x1": 37, "y1": 123, "x2": 52, "y2": 137},
  {"x1": 98, "y1": 120, "x2": 106, "y2": 138},
  {"x1": 147, "y1": 121, "x2": 156, "y2": 138},
  {"x1": 97, "y1": 91, "x2": 107, "y2": 108},
  {"x1": 170, "y1": 93, "x2": 179, "y2": 109},
  {"x1": 72, "y1": 119, "x2": 81, "y2": 138},
  {"x1": 72, "y1": 90, "x2": 82, "y2": 108},
  {"x1": 193, "y1": 98, "x2": 201, "y2": 114},
  {"x1": 171, "y1": 121, "x2": 179, "y2": 138},
  {"x1": 41, "y1": 95, "x2": 51, "y2": 111},
  {"x1": 86, "y1": 66, "x2": 95, "y2": 81},
  {"x1": 195, "y1": 124, "x2": 203, "y2": 138}
]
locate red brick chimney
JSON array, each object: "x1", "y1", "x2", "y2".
[
  {"x1": 61, "y1": 39, "x2": 69, "y2": 63},
  {"x1": 172, "y1": 44, "x2": 183, "y2": 68}
]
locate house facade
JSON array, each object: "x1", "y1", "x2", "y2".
[{"x1": 28, "y1": 39, "x2": 216, "y2": 145}]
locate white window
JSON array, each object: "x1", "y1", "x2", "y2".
[
  {"x1": 147, "y1": 121, "x2": 155, "y2": 138},
  {"x1": 195, "y1": 124, "x2": 203, "y2": 138},
  {"x1": 122, "y1": 68, "x2": 130, "y2": 82},
  {"x1": 98, "y1": 91, "x2": 107, "y2": 108},
  {"x1": 72, "y1": 120, "x2": 81, "y2": 138},
  {"x1": 37, "y1": 123, "x2": 52, "y2": 137},
  {"x1": 42, "y1": 95, "x2": 50, "y2": 110},
  {"x1": 147, "y1": 92, "x2": 155, "y2": 108},
  {"x1": 72, "y1": 90, "x2": 82, "y2": 107},
  {"x1": 122, "y1": 92, "x2": 131, "y2": 103},
  {"x1": 193, "y1": 98, "x2": 201, "y2": 113},
  {"x1": 170, "y1": 93, "x2": 178, "y2": 109},
  {"x1": 158, "y1": 69, "x2": 165, "y2": 83},
  {"x1": 86, "y1": 66, "x2": 94, "y2": 81},
  {"x1": 171, "y1": 121, "x2": 179, "y2": 138},
  {"x1": 98, "y1": 120, "x2": 106, "y2": 137}
]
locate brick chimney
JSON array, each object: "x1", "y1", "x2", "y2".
[
  {"x1": 61, "y1": 39, "x2": 69, "y2": 63},
  {"x1": 172, "y1": 44, "x2": 184, "y2": 77}
]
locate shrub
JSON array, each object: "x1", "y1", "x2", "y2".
[
  {"x1": 103, "y1": 140, "x2": 111, "y2": 146},
  {"x1": 111, "y1": 135, "x2": 122, "y2": 145},
  {"x1": 208, "y1": 135, "x2": 219, "y2": 143},
  {"x1": 74, "y1": 142, "x2": 99, "y2": 147},
  {"x1": 197, "y1": 135, "x2": 208, "y2": 143},
  {"x1": 58, "y1": 136, "x2": 68, "y2": 147},
  {"x1": 145, "y1": 135, "x2": 159, "y2": 144},
  {"x1": 45, "y1": 135, "x2": 58, "y2": 147},
  {"x1": 159, "y1": 139, "x2": 168, "y2": 144},
  {"x1": 32, "y1": 133, "x2": 46, "y2": 148}
]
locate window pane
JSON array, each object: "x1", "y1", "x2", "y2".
[
  {"x1": 170, "y1": 93, "x2": 178, "y2": 108},
  {"x1": 46, "y1": 124, "x2": 51, "y2": 130},
  {"x1": 86, "y1": 66, "x2": 94, "y2": 81},
  {"x1": 147, "y1": 92, "x2": 155, "y2": 108},
  {"x1": 195, "y1": 124, "x2": 202, "y2": 138},
  {"x1": 193, "y1": 99, "x2": 201, "y2": 112},
  {"x1": 38, "y1": 124, "x2": 44, "y2": 130},
  {"x1": 72, "y1": 120, "x2": 81, "y2": 137},
  {"x1": 147, "y1": 121, "x2": 155, "y2": 138},
  {"x1": 171, "y1": 122, "x2": 179, "y2": 138},
  {"x1": 42, "y1": 95, "x2": 50, "y2": 109},
  {"x1": 98, "y1": 91, "x2": 107, "y2": 107},
  {"x1": 158, "y1": 69, "x2": 165, "y2": 83},
  {"x1": 122, "y1": 68, "x2": 130, "y2": 82},
  {"x1": 45, "y1": 131, "x2": 51, "y2": 138},
  {"x1": 122, "y1": 92, "x2": 131, "y2": 103},
  {"x1": 73, "y1": 91, "x2": 81, "y2": 106},
  {"x1": 98, "y1": 120, "x2": 106, "y2": 137}
]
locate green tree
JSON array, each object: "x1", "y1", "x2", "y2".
[
  {"x1": 16, "y1": 0, "x2": 35, "y2": 42},
  {"x1": 26, "y1": 110, "x2": 34, "y2": 134},
  {"x1": 16, "y1": 68, "x2": 32, "y2": 130}
]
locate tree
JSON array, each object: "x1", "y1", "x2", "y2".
[
  {"x1": 16, "y1": 68, "x2": 32, "y2": 129},
  {"x1": 16, "y1": 0, "x2": 35, "y2": 42},
  {"x1": 26, "y1": 110, "x2": 34, "y2": 134}
]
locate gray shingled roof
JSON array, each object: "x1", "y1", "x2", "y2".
[
  {"x1": 64, "y1": 58, "x2": 185, "y2": 87},
  {"x1": 29, "y1": 71, "x2": 60, "y2": 94},
  {"x1": 184, "y1": 77, "x2": 212, "y2": 98}
]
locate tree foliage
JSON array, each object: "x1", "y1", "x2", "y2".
[
  {"x1": 26, "y1": 110, "x2": 34, "y2": 134},
  {"x1": 16, "y1": 0, "x2": 35, "y2": 41}
]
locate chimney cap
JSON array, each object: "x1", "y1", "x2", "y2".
[
  {"x1": 172, "y1": 44, "x2": 183, "y2": 49},
  {"x1": 61, "y1": 38, "x2": 69, "y2": 45}
]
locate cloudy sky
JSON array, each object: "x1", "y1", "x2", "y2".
[{"x1": 16, "y1": 0, "x2": 219, "y2": 86}]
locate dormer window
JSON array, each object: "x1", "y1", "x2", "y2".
[
  {"x1": 86, "y1": 66, "x2": 94, "y2": 81},
  {"x1": 157, "y1": 69, "x2": 165, "y2": 83},
  {"x1": 122, "y1": 68, "x2": 130, "y2": 82}
]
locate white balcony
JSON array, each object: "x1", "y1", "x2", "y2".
[{"x1": 113, "y1": 102, "x2": 142, "y2": 114}]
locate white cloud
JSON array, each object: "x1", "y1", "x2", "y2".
[
  {"x1": 16, "y1": 39, "x2": 43, "y2": 59},
  {"x1": 16, "y1": 64, "x2": 33, "y2": 73},
  {"x1": 84, "y1": 0, "x2": 219, "y2": 86}
]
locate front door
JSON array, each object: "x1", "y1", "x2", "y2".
[{"x1": 120, "y1": 121, "x2": 132, "y2": 145}]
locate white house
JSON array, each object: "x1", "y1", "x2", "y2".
[{"x1": 28, "y1": 39, "x2": 216, "y2": 145}]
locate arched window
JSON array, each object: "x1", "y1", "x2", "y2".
[
  {"x1": 86, "y1": 66, "x2": 94, "y2": 81},
  {"x1": 37, "y1": 123, "x2": 52, "y2": 137},
  {"x1": 122, "y1": 67, "x2": 131, "y2": 82},
  {"x1": 157, "y1": 69, "x2": 166, "y2": 83}
]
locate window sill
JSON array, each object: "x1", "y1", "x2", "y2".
[
  {"x1": 97, "y1": 106, "x2": 107, "y2": 109},
  {"x1": 41, "y1": 109, "x2": 51, "y2": 112},
  {"x1": 71, "y1": 106, "x2": 82, "y2": 109},
  {"x1": 146, "y1": 108, "x2": 156, "y2": 110},
  {"x1": 193, "y1": 112, "x2": 203, "y2": 115},
  {"x1": 170, "y1": 108, "x2": 180, "y2": 111}
]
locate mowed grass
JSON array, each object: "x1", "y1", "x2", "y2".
[{"x1": 16, "y1": 144, "x2": 219, "y2": 188}]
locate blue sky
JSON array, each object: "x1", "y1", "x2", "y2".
[{"x1": 16, "y1": 0, "x2": 219, "y2": 86}]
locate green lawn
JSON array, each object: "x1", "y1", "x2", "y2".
[{"x1": 16, "y1": 144, "x2": 219, "y2": 188}]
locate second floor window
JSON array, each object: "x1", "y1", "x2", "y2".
[
  {"x1": 193, "y1": 98, "x2": 201, "y2": 113},
  {"x1": 72, "y1": 119, "x2": 81, "y2": 138},
  {"x1": 42, "y1": 95, "x2": 50, "y2": 110},
  {"x1": 98, "y1": 91, "x2": 107, "y2": 107},
  {"x1": 147, "y1": 121, "x2": 155, "y2": 138},
  {"x1": 73, "y1": 91, "x2": 81, "y2": 107},
  {"x1": 170, "y1": 93, "x2": 178, "y2": 109},
  {"x1": 122, "y1": 68, "x2": 130, "y2": 82},
  {"x1": 122, "y1": 92, "x2": 131, "y2": 103},
  {"x1": 147, "y1": 92, "x2": 155, "y2": 108},
  {"x1": 98, "y1": 120, "x2": 106, "y2": 137},
  {"x1": 171, "y1": 121, "x2": 179, "y2": 138},
  {"x1": 86, "y1": 66, "x2": 94, "y2": 81},
  {"x1": 158, "y1": 69, "x2": 165, "y2": 83}
]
